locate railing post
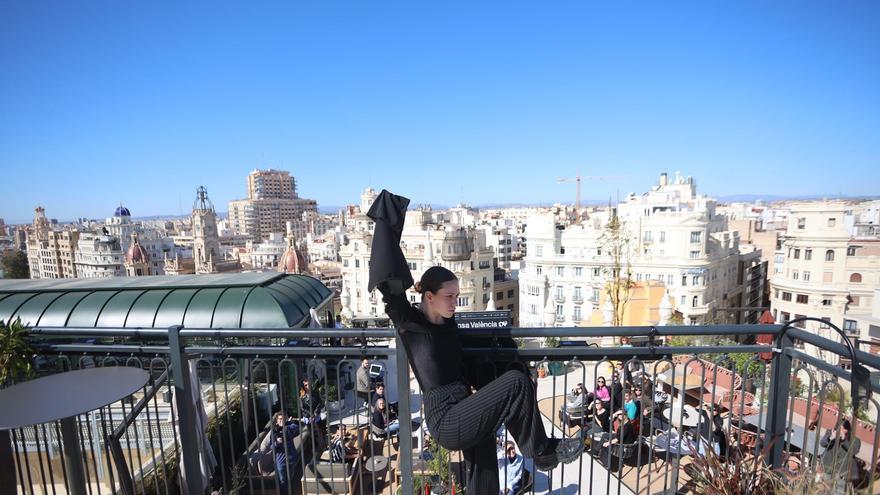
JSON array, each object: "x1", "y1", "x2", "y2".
[
  {"x1": 168, "y1": 325, "x2": 203, "y2": 495},
  {"x1": 395, "y1": 334, "x2": 414, "y2": 495},
  {"x1": 59, "y1": 417, "x2": 87, "y2": 495},
  {"x1": 766, "y1": 329, "x2": 793, "y2": 469}
]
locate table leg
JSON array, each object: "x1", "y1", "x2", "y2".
[{"x1": 60, "y1": 416, "x2": 87, "y2": 495}]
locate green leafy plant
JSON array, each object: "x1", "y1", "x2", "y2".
[
  {"x1": 543, "y1": 336, "x2": 560, "y2": 348},
  {"x1": 0, "y1": 318, "x2": 34, "y2": 386}
]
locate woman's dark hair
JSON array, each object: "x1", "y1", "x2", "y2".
[{"x1": 414, "y1": 266, "x2": 457, "y2": 295}]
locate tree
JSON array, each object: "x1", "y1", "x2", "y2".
[
  {"x1": 599, "y1": 210, "x2": 635, "y2": 328},
  {"x1": 0, "y1": 318, "x2": 35, "y2": 492},
  {"x1": 1, "y1": 251, "x2": 29, "y2": 279}
]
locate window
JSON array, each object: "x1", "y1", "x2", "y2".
[
  {"x1": 822, "y1": 298, "x2": 832, "y2": 306},
  {"x1": 850, "y1": 273, "x2": 862, "y2": 283},
  {"x1": 528, "y1": 304, "x2": 538, "y2": 315},
  {"x1": 796, "y1": 294, "x2": 808, "y2": 304},
  {"x1": 643, "y1": 231, "x2": 653, "y2": 242},
  {"x1": 681, "y1": 295, "x2": 686, "y2": 305},
  {"x1": 343, "y1": 260, "x2": 349, "y2": 267},
  {"x1": 782, "y1": 292, "x2": 792, "y2": 301},
  {"x1": 844, "y1": 319, "x2": 858, "y2": 333},
  {"x1": 692, "y1": 296, "x2": 699, "y2": 307},
  {"x1": 556, "y1": 266, "x2": 564, "y2": 277},
  {"x1": 592, "y1": 267, "x2": 600, "y2": 277},
  {"x1": 555, "y1": 286, "x2": 564, "y2": 299},
  {"x1": 797, "y1": 217, "x2": 805, "y2": 229},
  {"x1": 410, "y1": 295, "x2": 417, "y2": 303},
  {"x1": 667, "y1": 274, "x2": 673, "y2": 285},
  {"x1": 355, "y1": 259, "x2": 360, "y2": 268},
  {"x1": 847, "y1": 246, "x2": 857, "y2": 256},
  {"x1": 804, "y1": 249, "x2": 812, "y2": 260},
  {"x1": 781, "y1": 312, "x2": 790, "y2": 323},
  {"x1": 574, "y1": 266, "x2": 583, "y2": 277},
  {"x1": 692, "y1": 275, "x2": 701, "y2": 286},
  {"x1": 689, "y1": 251, "x2": 700, "y2": 259},
  {"x1": 793, "y1": 315, "x2": 806, "y2": 328},
  {"x1": 496, "y1": 291, "x2": 503, "y2": 300},
  {"x1": 591, "y1": 288, "x2": 600, "y2": 302},
  {"x1": 573, "y1": 286, "x2": 582, "y2": 299},
  {"x1": 803, "y1": 271, "x2": 810, "y2": 282},
  {"x1": 483, "y1": 294, "x2": 490, "y2": 304},
  {"x1": 825, "y1": 250, "x2": 834, "y2": 262},
  {"x1": 820, "y1": 317, "x2": 831, "y2": 329},
  {"x1": 828, "y1": 218, "x2": 836, "y2": 227},
  {"x1": 659, "y1": 231, "x2": 666, "y2": 243},
  {"x1": 535, "y1": 245, "x2": 543, "y2": 257},
  {"x1": 556, "y1": 304, "x2": 564, "y2": 317},
  {"x1": 573, "y1": 306, "x2": 582, "y2": 321},
  {"x1": 690, "y1": 231, "x2": 702, "y2": 243},
  {"x1": 792, "y1": 270, "x2": 799, "y2": 280},
  {"x1": 457, "y1": 296, "x2": 469, "y2": 307},
  {"x1": 681, "y1": 275, "x2": 687, "y2": 286},
  {"x1": 507, "y1": 289, "x2": 514, "y2": 298},
  {"x1": 536, "y1": 265, "x2": 543, "y2": 275},
  {"x1": 408, "y1": 262, "x2": 418, "y2": 270},
  {"x1": 793, "y1": 249, "x2": 800, "y2": 259}
]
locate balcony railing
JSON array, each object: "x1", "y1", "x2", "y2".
[{"x1": 6, "y1": 319, "x2": 880, "y2": 495}]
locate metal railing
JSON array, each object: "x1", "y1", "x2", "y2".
[{"x1": 6, "y1": 320, "x2": 880, "y2": 494}]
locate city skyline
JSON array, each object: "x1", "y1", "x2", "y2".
[{"x1": 3, "y1": 1, "x2": 879, "y2": 223}]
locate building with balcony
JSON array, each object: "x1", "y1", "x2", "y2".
[
  {"x1": 228, "y1": 169, "x2": 319, "y2": 241},
  {"x1": 520, "y1": 172, "x2": 761, "y2": 328},
  {"x1": 771, "y1": 201, "x2": 880, "y2": 363}
]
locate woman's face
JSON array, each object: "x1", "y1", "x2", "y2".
[
  {"x1": 426, "y1": 279, "x2": 459, "y2": 319},
  {"x1": 597, "y1": 378, "x2": 606, "y2": 388}
]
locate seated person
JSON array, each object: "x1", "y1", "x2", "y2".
[
  {"x1": 271, "y1": 412, "x2": 302, "y2": 493},
  {"x1": 558, "y1": 382, "x2": 591, "y2": 425},
  {"x1": 329, "y1": 424, "x2": 359, "y2": 464},
  {"x1": 597, "y1": 412, "x2": 636, "y2": 466},
  {"x1": 497, "y1": 441, "x2": 524, "y2": 495},
  {"x1": 594, "y1": 376, "x2": 611, "y2": 410},
  {"x1": 372, "y1": 383, "x2": 399, "y2": 418},
  {"x1": 587, "y1": 398, "x2": 611, "y2": 437},
  {"x1": 622, "y1": 390, "x2": 638, "y2": 421},
  {"x1": 371, "y1": 382, "x2": 386, "y2": 405},
  {"x1": 372, "y1": 397, "x2": 400, "y2": 437}
]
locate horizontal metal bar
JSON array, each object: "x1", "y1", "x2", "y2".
[
  {"x1": 463, "y1": 345, "x2": 773, "y2": 359},
  {"x1": 457, "y1": 324, "x2": 782, "y2": 338},
  {"x1": 179, "y1": 328, "x2": 397, "y2": 339},
  {"x1": 183, "y1": 345, "x2": 397, "y2": 357},
  {"x1": 785, "y1": 348, "x2": 851, "y2": 381},
  {"x1": 29, "y1": 327, "x2": 169, "y2": 337},
  {"x1": 34, "y1": 344, "x2": 172, "y2": 354},
  {"x1": 28, "y1": 326, "x2": 397, "y2": 339},
  {"x1": 785, "y1": 327, "x2": 880, "y2": 371}
]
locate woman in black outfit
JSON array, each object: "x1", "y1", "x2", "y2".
[{"x1": 368, "y1": 190, "x2": 582, "y2": 494}]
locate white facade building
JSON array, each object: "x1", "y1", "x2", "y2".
[
  {"x1": 520, "y1": 172, "x2": 762, "y2": 328},
  {"x1": 771, "y1": 201, "x2": 880, "y2": 363},
  {"x1": 74, "y1": 233, "x2": 126, "y2": 278}
]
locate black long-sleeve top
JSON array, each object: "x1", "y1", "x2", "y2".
[{"x1": 380, "y1": 290, "x2": 465, "y2": 393}]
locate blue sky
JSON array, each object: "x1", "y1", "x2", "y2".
[{"x1": 1, "y1": 1, "x2": 878, "y2": 224}]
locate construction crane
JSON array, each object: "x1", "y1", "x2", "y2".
[{"x1": 556, "y1": 174, "x2": 628, "y2": 220}]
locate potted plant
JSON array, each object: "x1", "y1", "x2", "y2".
[
  {"x1": 325, "y1": 383, "x2": 344, "y2": 412},
  {"x1": 0, "y1": 318, "x2": 35, "y2": 493}
]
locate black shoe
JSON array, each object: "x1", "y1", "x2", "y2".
[{"x1": 534, "y1": 434, "x2": 584, "y2": 471}]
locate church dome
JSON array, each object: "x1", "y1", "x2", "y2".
[
  {"x1": 114, "y1": 205, "x2": 131, "y2": 217},
  {"x1": 126, "y1": 234, "x2": 149, "y2": 264},
  {"x1": 278, "y1": 245, "x2": 308, "y2": 274}
]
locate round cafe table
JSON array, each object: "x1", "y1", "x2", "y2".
[{"x1": 0, "y1": 367, "x2": 150, "y2": 495}]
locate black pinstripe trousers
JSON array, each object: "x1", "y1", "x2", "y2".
[{"x1": 424, "y1": 370, "x2": 548, "y2": 494}]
